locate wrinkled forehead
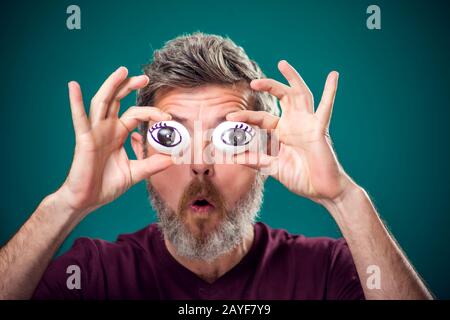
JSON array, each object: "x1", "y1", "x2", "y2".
[{"x1": 152, "y1": 84, "x2": 253, "y2": 129}]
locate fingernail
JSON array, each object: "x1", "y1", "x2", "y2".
[
  {"x1": 139, "y1": 75, "x2": 150, "y2": 83},
  {"x1": 117, "y1": 66, "x2": 128, "y2": 73},
  {"x1": 334, "y1": 72, "x2": 339, "y2": 83},
  {"x1": 163, "y1": 112, "x2": 172, "y2": 120},
  {"x1": 67, "y1": 81, "x2": 77, "y2": 89}
]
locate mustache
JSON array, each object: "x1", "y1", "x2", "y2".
[{"x1": 177, "y1": 177, "x2": 227, "y2": 215}]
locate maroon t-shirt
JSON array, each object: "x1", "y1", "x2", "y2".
[{"x1": 32, "y1": 222, "x2": 365, "y2": 300}]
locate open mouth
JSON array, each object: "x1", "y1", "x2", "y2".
[{"x1": 190, "y1": 198, "x2": 215, "y2": 214}]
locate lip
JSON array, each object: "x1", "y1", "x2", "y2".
[{"x1": 188, "y1": 196, "x2": 216, "y2": 215}]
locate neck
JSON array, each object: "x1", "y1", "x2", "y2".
[{"x1": 164, "y1": 224, "x2": 255, "y2": 284}]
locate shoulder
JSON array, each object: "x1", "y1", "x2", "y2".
[
  {"x1": 41, "y1": 223, "x2": 162, "y2": 283},
  {"x1": 255, "y1": 222, "x2": 355, "y2": 278},
  {"x1": 32, "y1": 224, "x2": 162, "y2": 299},
  {"x1": 256, "y1": 221, "x2": 345, "y2": 259},
  {"x1": 61, "y1": 223, "x2": 161, "y2": 262},
  {"x1": 256, "y1": 222, "x2": 364, "y2": 299}
]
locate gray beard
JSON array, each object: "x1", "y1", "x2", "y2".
[{"x1": 146, "y1": 174, "x2": 265, "y2": 263}]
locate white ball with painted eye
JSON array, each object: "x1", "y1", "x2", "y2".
[
  {"x1": 212, "y1": 121, "x2": 256, "y2": 154},
  {"x1": 147, "y1": 121, "x2": 191, "y2": 155}
]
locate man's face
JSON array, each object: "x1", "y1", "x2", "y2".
[{"x1": 136, "y1": 84, "x2": 265, "y2": 261}]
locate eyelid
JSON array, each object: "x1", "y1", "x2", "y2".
[
  {"x1": 233, "y1": 123, "x2": 255, "y2": 136},
  {"x1": 146, "y1": 120, "x2": 191, "y2": 155},
  {"x1": 212, "y1": 121, "x2": 257, "y2": 154},
  {"x1": 149, "y1": 121, "x2": 168, "y2": 132}
]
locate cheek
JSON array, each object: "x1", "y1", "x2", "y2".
[
  {"x1": 215, "y1": 164, "x2": 256, "y2": 206},
  {"x1": 149, "y1": 164, "x2": 190, "y2": 211}
]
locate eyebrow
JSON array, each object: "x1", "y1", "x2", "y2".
[
  {"x1": 168, "y1": 114, "x2": 189, "y2": 123},
  {"x1": 167, "y1": 110, "x2": 240, "y2": 126}
]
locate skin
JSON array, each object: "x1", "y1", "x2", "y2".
[
  {"x1": 130, "y1": 84, "x2": 258, "y2": 283},
  {"x1": 0, "y1": 61, "x2": 433, "y2": 299},
  {"x1": 134, "y1": 84, "x2": 256, "y2": 236}
]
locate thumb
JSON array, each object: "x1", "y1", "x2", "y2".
[{"x1": 129, "y1": 154, "x2": 174, "y2": 185}]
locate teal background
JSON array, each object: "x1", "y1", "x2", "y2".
[{"x1": 1, "y1": 0, "x2": 449, "y2": 298}]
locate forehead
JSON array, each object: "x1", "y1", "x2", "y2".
[{"x1": 153, "y1": 84, "x2": 253, "y2": 125}]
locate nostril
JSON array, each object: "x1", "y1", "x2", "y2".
[{"x1": 191, "y1": 168, "x2": 210, "y2": 175}]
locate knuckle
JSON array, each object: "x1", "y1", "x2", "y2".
[
  {"x1": 145, "y1": 106, "x2": 159, "y2": 112},
  {"x1": 123, "y1": 106, "x2": 138, "y2": 115},
  {"x1": 298, "y1": 93, "x2": 311, "y2": 105},
  {"x1": 113, "y1": 96, "x2": 121, "y2": 104}
]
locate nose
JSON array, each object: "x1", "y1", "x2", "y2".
[
  {"x1": 189, "y1": 119, "x2": 215, "y2": 177},
  {"x1": 190, "y1": 163, "x2": 214, "y2": 177},
  {"x1": 189, "y1": 140, "x2": 215, "y2": 177}
]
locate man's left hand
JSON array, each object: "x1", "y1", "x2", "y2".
[{"x1": 227, "y1": 60, "x2": 356, "y2": 204}]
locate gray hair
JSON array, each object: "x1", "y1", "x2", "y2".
[
  {"x1": 137, "y1": 32, "x2": 278, "y2": 145},
  {"x1": 148, "y1": 172, "x2": 265, "y2": 262}
]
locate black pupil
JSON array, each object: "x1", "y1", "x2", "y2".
[
  {"x1": 157, "y1": 127, "x2": 176, "y2": 146},
  {"x1": 228, "y1": 128, "x2": 246, "y2": 146}
]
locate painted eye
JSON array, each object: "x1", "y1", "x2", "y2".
[
  {"x1": 221, "y1": 126, "x2": 253, "y2": 146},
  {"x1": 212, "y1": 121, "x2": 256, "y2": 154},
  {"x1": 147, "y1": 121, "x2": 190, "y2": 155},
  {"x1": 152, "y1": 125, "x2": 181, "y2": 147}
]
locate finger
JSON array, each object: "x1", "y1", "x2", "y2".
[
  {"x1": 106, "y1": 75, "x2": 150, "y2": 118},
  {"x1": 278, "y1": 60, "x2": 314, "y2": 113},
  {"x1": 316, "y1": 71, "x2": 339, "y2": 127},
  {"x1": 129, "y1": 154, "x2": 174, "y2": 185},
  {"x1": 119, "y1": 106, "x2": 172, "y2": 133},
  {"x1": 68, "y1": 81, "x2": 90, "y2": 136},
  {"x1": 277, "y1": 60, "x2": 311, "y2": 95},
  {"x1": 232, "y1": 151, "x2": 279, "y2": 177},
  {"x1": 90, "y1": 66, "x2": 128, "y2": 125},
  {"x1": 250, "y1": 78, "x2": 290, "y2": 101},
  {"x1": 226, "y1": 110, "x2": 279, "y2": 130}
]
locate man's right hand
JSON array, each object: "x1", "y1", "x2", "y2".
[
  {"x1": 57, "y1": 67, "x2": 173, "y2": 215},
  {"x1": 0, "y1": 67, "x2": 174, "y2": 299}
]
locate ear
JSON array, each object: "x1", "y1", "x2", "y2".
[{"x1": 131, "y1": 132, "x2": 145, "y2": 160}]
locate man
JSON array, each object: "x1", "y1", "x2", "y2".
[{"x1": 0, "y1": 32, "x2": 432, "y2": 299}]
